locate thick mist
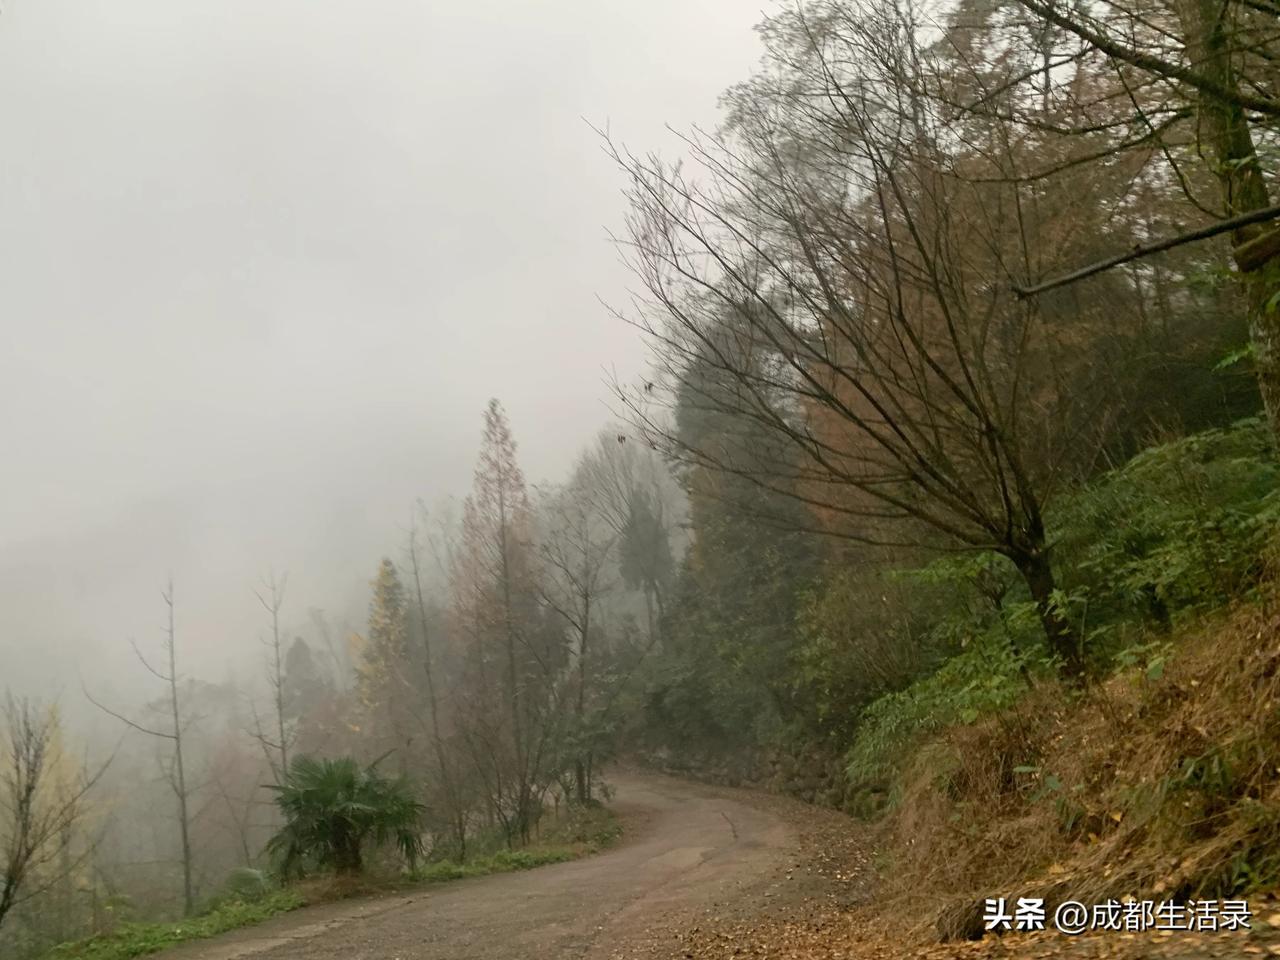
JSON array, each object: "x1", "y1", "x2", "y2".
[{"x1": 0, "y1": 0, "x2": 762, "y2": 700}]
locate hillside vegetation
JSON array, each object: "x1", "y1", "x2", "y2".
[
  {"x1": 8, "y1": 0, "x2": 1280, "y2": 955},
  {"x1": 658, "y1": 420, "x2": 1280, "y2": 952}
]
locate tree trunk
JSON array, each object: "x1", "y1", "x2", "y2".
[
  {"x1": 165, "y1": 586, "x2": 195, "y2": 917},
  {"x1": 575, "y1": 584, "x2": 591, "y2": 805},
  {"x1": 271, "y1": 594, "x2": 288, "y2": 778},
  {"x1": 1179, "y1": 0, "x2": 1280, "y2": 438},
  {"x1": 1011, "y1": 548, "x2": 1083, "y2": 676},
  {"x1": 408, "y1": 527, "x2": 466, "y2": 860},
  {"x1": 496, "y1": 493, "x2": 530, "y2": 843},
  {"x1": 334, "y1": 832, "x2": 362, "y2": 874}
]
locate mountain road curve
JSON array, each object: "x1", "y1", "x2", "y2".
[{"x1": 151, "y1": 772, "x2": 855, "y2": 960}]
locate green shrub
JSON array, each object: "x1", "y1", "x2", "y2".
[
  {"x1": 266, "y1": 755, "x2": 425, "y2": 878},
  {"x1": 407, "y1": 846, "x2": 576, "y2": 883},
  {"x1": 792, "y1": 565, "x2": 947, "y2": 738},
  {"x1": 218, "y1": 867, "x2": 269, "y2": 903},
  {"x1": 841, "y1": 418, "x2": 1280, "y2": 809},
  {"x1": 845, "y1": 632, "x2": 1032, "y2": 788},
  {"x1": 1054, "y1": 417, "x2": 1280, "y2": 637}
]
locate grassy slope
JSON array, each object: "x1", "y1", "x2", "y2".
[
  {"x1": 869, "y1": 596, "x2": 1280, "y2": 941},
  {"x1": 44, "y1": 892, "x2": 307, "y2": 960},
  {"x1": 671, "y1": 599, "x2": 1280, "y2": 959}
]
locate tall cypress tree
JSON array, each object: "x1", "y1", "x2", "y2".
[{"x1": 357, "y1": 559, "x2": 414, "y2": 771}]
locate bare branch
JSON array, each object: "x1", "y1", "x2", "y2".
[{"x1": 1013, "y1": 202, "x2": 1280, "y2": 297}]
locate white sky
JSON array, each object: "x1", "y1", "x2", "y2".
[{"x1": 0, "y1": 0, "x2": 767, "y2": 699}]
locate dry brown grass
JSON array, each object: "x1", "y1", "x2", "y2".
[{"x1": 866, "y1": 596, "x2": 1280, "y2": 943}]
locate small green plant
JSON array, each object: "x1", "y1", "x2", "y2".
[
  {"x1": 1113, "y1": 639, "x2": 1172, "y2": 681},
  {"x1": 1175, "y1": 747, "x2": 1236, "y2": 796},
  {"x1": 1013, "y1": 766, "x2": 1088, "y2": 833},
  {"x1": 845, "y1": 633, "x2": 1032, "y2": 788},
  {"x1": 408, "y1": 807, "x2": 621, "y2": 884},
  {"x1": 44, "y1": 891, "x2": 305, "y2": 960},
  {"x1": 408, "y1": 845, "x2": 582, "y2": 883},
  {"x1": 266, "y1": 755, "x2": 425, "y2": 878},
  {"x1": 422, "y1": 848, "x2": 577, "y2": 880},
  {"x1": 218, "y1": 867, "x2": 270, "y2": 903},
  {"x1": 1053, "y1": 417, "x2": 1280, "y2": 638}
]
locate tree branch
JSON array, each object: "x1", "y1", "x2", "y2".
[{"x1": 1013, "y1": 202, "x2": 1280, "y2": 297}]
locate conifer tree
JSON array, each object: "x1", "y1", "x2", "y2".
[
  {"x1": 357, "y1": 559, "x2": 415, "y2": 772},
  {"x1": 451, "y1": 400, "x2": 565, "y2": 844}
]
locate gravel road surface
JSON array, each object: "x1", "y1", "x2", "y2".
[{"x1": 153, "y1": 772, "x2": 834, "y2": 960}]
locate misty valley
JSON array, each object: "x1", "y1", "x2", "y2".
[{"x1": 6, "y1": 1, "x2": 1280, "y2": 959}]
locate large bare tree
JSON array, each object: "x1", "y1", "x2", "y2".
[
  {"x1": 607, "y1": 0, "x2": 1177, "y2": 673},
  {"x1": 406, "y1": 516, "x2": 468, "y2": 858},
  {"x1": 85, "y1": 581, "x2": 196, "y2": 915},
  {"x1": 538, "y1": 472, "x2": 617, "y2": 803},
  {"x1": 250, "y1": 571, "x2": 292, "y2": 784}
]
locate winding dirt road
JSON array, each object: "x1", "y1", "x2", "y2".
[{"x1": 156, "y1": 773, "x2": 839, "y2": 960}]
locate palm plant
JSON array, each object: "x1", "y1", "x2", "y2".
[{"x1": 265, "y1": 755, "x2": 424, "y2": 878}]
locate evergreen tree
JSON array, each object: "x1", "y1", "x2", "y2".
[
  {"x1": 618, "y1": 489, "x2": 674, "y2": 641},
  {"x1": 282, "y1": 638, "x2": 328, "y2": 721},
  {"x1": 651, "y1": 325, "x2": 821, "y2": 742},
  {"x1": 451, "y1": 400, "x2": 567, "y2": 844},
  {"x1": 356, "y1": 559, "x2": 415, "y2": 772}
]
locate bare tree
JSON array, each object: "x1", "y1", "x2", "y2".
[
  {"x1": 604, "y1": 1, "x2": 1164, "y2": 674},
  {"x1": 538, "y1": 474, "x2": 617, "y2": 803},
  {"x1": 209, "y1": 759, "x2": 258, "y2": 869},
  {"x1": 407, "y1": 516, "x2": 467, "y2": 858},
  {"x1": 1, "y1": 697, "x2": 107, "y2": 934},
  {"x1": 250, "y1": 571, "x2": 291, "y2": 782},
  {"x1": 579, "y1": 430, "x2": 680, "y2": 642},
  {"x1": 85, "y1": 581, "x2": 196, "y2": 915}
]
